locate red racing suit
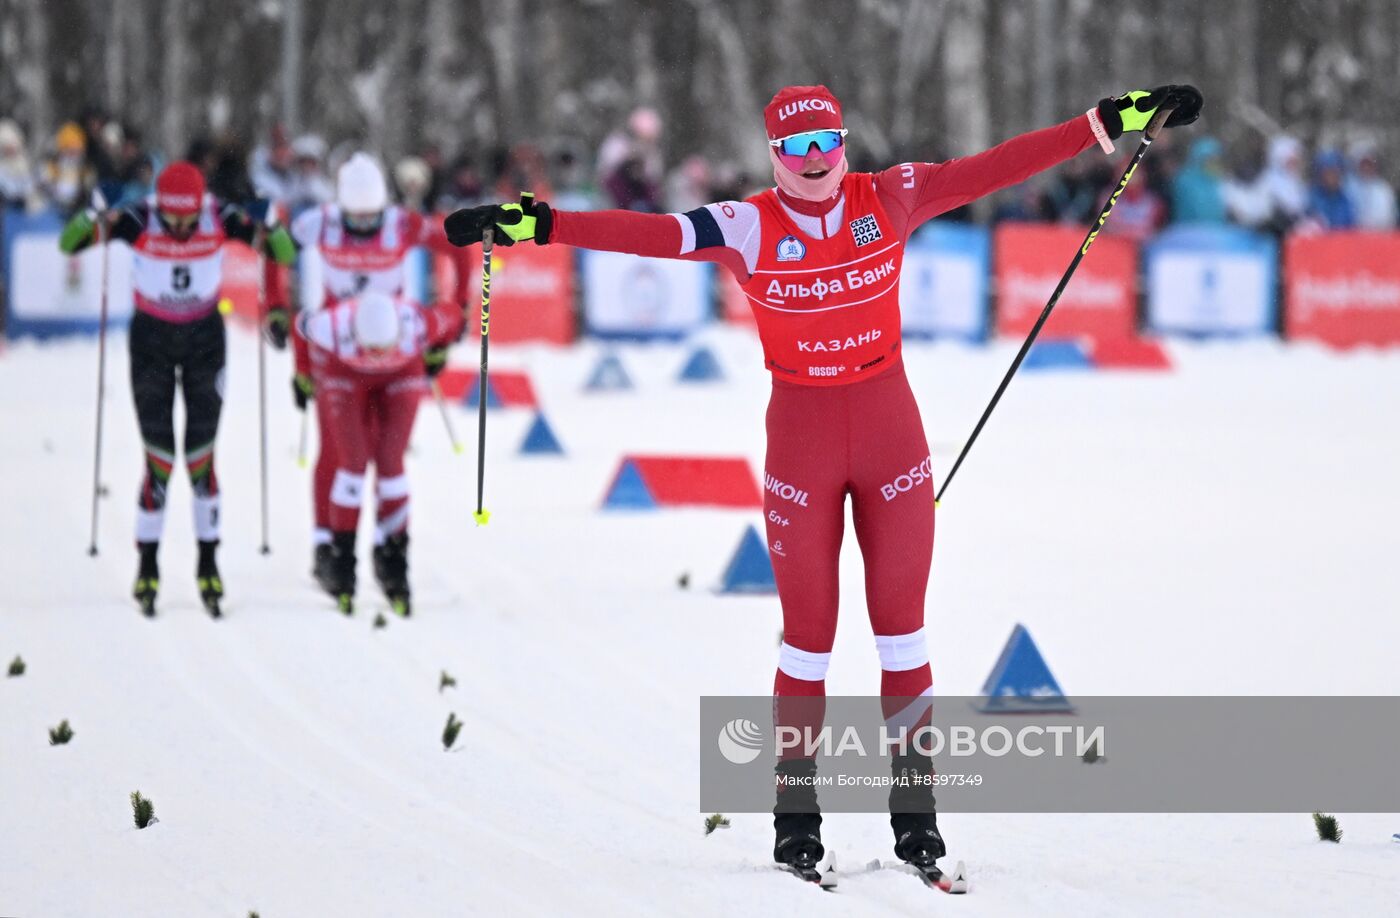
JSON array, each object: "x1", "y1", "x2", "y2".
[
  {"x1": 294, "y1": 296, "x2": 464, "y2": 543},
  {"x1": 548, "y1": 114, "x2": 1097, "y2": 733},
  {"x1": 279, "y1": 206, "x2": 470, "y2": 546}
]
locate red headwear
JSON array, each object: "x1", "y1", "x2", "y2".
[
  {"x1": 764, "y1": 85, "x2": 849, "y2": 202},
  {"x1": 155, "y1": 161, "x2": 205, "y2": 215},
  {"x1": 764, "y1": 85, "x2": 844, "y2": 140}
]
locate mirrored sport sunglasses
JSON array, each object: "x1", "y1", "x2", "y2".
[
  {"x1": 159, "y1": 210, "x2": 199, "y2": 233},
  {"x1": 768, "y1": 129, "x2": 848, "y2": 158}
]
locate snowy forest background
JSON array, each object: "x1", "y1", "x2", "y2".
[{"x1": 2, "y1": 0, "x2": 1397, "y2": 175}]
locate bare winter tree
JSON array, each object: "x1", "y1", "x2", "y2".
[{"x1": 2, "y1": 0, "x2": 1399, "y2": 184}]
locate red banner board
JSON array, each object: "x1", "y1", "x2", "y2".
[
  {"x1": 220, "y1": 241, "x2": 286, "y2": 327},
  {"x1": 1284, "y1": 232, "x2": 1400, "y2": 348},
  {"x1": 993, "y1": 223, "x2": 1137, "y2": 341},
  {"x1": 439, "y1": 242, "x2": 577, "y2": 344}
]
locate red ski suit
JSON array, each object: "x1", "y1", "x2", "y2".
[
  {"x1": 294, "y1": 296, "x2": 464, "y2": 542},
  {"x1": 549, "y1": 115, "x2": 1096, "y2": 730},
  {"x1": 277, "y1": 206, "x2": 470, "y2": 546}
]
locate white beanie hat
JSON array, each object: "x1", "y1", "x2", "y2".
[
  {"x1": 352, "y1": 291, "x2": 401, "y2": 349},
  {"x1": 337, "y1": 152, "x2": 388, "y2": 212}
]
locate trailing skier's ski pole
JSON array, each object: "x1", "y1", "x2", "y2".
[
  {"x1": 473, "y1": 227, "x2": 494, "y2": 525},
  {"x1": 936, "y1": 105, "x2": 1177, "y2": 506},
  {"x1": 86, "y1": 190, "x2": 110, "y2": 557},
  {"x1": 256, "y1": 233, "x2": 271, "y2": 554},
  {"x1": 296, "y1": 408, "x2": 310, "y2": 469},
  {"x1": 432, "y1": 379, "x2": 463, "y2": 454}
]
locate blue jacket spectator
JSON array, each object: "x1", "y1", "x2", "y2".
[
  {"x1": 1171, "y1": 137, "x2": 1227, "y2": 224},
  {"x1": 1308, "y1": 150, "x2": 1356, "y2": 229}
]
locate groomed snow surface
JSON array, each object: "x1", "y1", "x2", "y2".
[{"x1": 3, "y1": 326, "x2": 1398, "y2": 916}]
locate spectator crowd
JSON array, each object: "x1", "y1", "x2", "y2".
[{"x1": 2, "y1": 103, "x2": 1396, "y2": 242}]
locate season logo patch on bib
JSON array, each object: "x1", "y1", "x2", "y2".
[
  {"x1": 849, "y1": 214, "x2": 882, "y2": 247},
  {"x1": 776, "y1": 235, "x2": 807, "y2": 262}
]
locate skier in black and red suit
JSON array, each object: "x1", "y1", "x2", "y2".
[
  {"x1": 60, "y1": 161, "x2": 295, "y2": 617},
  {"x1": 445, "y1": 83, "x2": 1202, "y2": 877}
]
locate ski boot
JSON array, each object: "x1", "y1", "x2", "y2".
[
  {"x1": 890, "y1": 750, "x2": 953, "y2": 888},
  {"x1": 773, "y1": 758, "x2": 826, "y2": 883},
  {"x1": 315, "y1": 531, "x2": 357, "y2": 615},
  {"x1": 312, "y1": 542, "x2": 334, "y2": 591},
  {"x1": 196, "y1": 540, "x2": 223, "y2": 618},
  {"x1": 133, "y1": 542, "x2": 160, "y2": 618},
  {"x1": 372, "y1": 533, "x2": 411, "y2": 617}
]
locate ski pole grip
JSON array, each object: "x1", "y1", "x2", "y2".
[{"x1": 1144, "y1": 103, "x2": 1177, "y2": 141}]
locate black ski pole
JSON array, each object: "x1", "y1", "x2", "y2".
[
  {"x1": 936, "y1": 105, "x2": 1176, "y2": 506},
  {"x1": 87, "y1": 190, "x2": 110, "y2": 557},
  {"x1": 473, "y1": 226, "x2": 495, "y2": 526}
]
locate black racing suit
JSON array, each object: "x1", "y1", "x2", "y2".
[{"x1": 71, "y1": 202, "x2": 269, "y2": 549}]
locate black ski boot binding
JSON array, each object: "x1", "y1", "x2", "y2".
[
  {"x1": 133, "y1": 542, "x2": 160, "y2": 617},
  {"x1": 773, "y1": 758, "x2": 827, "y2": 883},
  {"x1": 315, "y1": 532, "x2": 357, "y2": 614},
  {"x1": 372, "y1": 533, "x2": 411, "y2": 617},
  {"x1": 196, "y1": 539, "x2": 223, "y2": 618}
]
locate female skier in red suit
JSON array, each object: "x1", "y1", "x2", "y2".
[{"x1": 445, "y1": 82, "x2": 1201, "y2": 876}]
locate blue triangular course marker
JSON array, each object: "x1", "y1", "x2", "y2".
[
  {"x1": 464, "y1": 376, "x2": 504, "y2": 408},
  {"x1": 519, "y1": 412, "x2": 564, "y2": 455},
  {"x1": 677, "y1": 345, "x2": 724, "y2": 383},
  {"x1": 719, "y1": 524, "x2": 776, "y2": 594},
  {"x1": 975, "y1": 623, "x2": 1074, "y2": 713},
  {"x1": 585, "y1": 352, "x2": 633, "y2": 391},
  {"x1": 602, "y1": 459, "x2": 656, "y2": 509},
  {"x1": 1023, "y1": 338, "x2": 1093, "y2": 371}
]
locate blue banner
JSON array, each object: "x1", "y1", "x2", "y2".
[
  {"x1": 3, "y1": 207, "x2": 134, "y2": 339},
  {"x1": 1145, "y1": 225, "x2": 1278, "y2": 337},
  {"x1": 900, "y1": 220, "x2": 991, "y2": 341}
]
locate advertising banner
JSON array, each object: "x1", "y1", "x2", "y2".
[
  {"x1": 901, "y1": 221, "x2": 991, "y2": 341},
  {"x1": 4, "y1": 210, "x2": 133, "y2": 337},
  {"x1": 994, "y1": 222, "x2": 1137, "y2": 342},
  {"x1": 1145, "y1": 225, "x2": 1277, "y2": 336},
  {"x1": 452, "y1": 242, "x2": 576, "y2": 344},
  {"x1": 1284, "y1": 231, "x2": 1400, "y2": 348},
  {"x1": 581, "y1": 250, "x2": 711, "y2": 339}
]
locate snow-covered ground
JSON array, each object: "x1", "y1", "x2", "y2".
[{"x1": 3, "y1": 325, "x2": 1398, "y2": 916}]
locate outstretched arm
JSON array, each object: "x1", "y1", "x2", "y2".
[
  {"x1": 880, "y1": 115, "x2": 1098, "y2": 234},
  {"x1": 883, "y1": 85, "x2": 1204, "y2": 235},
  {"x1": 445, "y1": 195, "x2": 759, "y2": 281}
]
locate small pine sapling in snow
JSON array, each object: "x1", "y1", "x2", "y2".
[
  {"x1": 130, "y1": 791, "x2": 156, "y2": 829},
  {"x1": 439, "y1": 670, "x2": 457, "y2": 693},
  {"x1": 1313, "y1": 812, "x2": 1342, "y2": 842},
  {"x1": 704, "y1": 813, "x2": 731, "y2": 835},
  {"x1": 442, "y1": 712, "x2": 463, "y2": 751},
  {"x1": 48, "y1": 719, "x2": 74, "y2": 745},
  {"x1": 8, "y1": 655, "x2": 24, "y2": 677}
]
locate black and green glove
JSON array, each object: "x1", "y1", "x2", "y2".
[
  {"x1": 292, "y1": 373, "x2": 314, "y2": 412},
  {"x1": 58, "y1": 209, "x2": 99, "y2": 254},
  {"x1": 1097, "y1": 85, "x2": 1203, "y2": 140},
  {"x1": 264, "y1": 306, "x2": 291, "y2": 350},
  {"x1": 424, "y1": 345, "x2": 449, "y2": 378},
  {"x1": 444, "y1": 193, "x2": 553, "y2": 248}
]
